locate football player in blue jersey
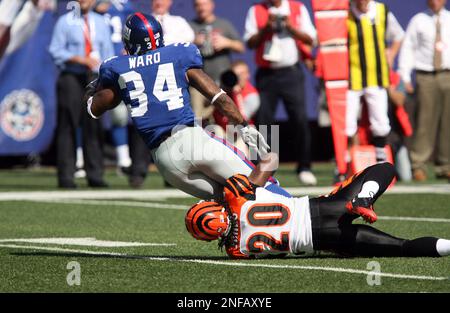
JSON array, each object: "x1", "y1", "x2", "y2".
[
  {"x1": 95, "y1": 0, "x2": 136, "y2": 177},
  {"x1": 85, "y1": 12, "x2": 278, "y2": 200}
]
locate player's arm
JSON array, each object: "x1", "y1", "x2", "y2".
[
  {"x1": 84, "y1": 79, "x2": 121, "y2": 119},
  {"x1": 186, "y1": 68, "x2": 245, "y2": 125},
  {"x1": 187, "y1": 67, "x2": 270, "y2": 156},
  {"x1": 248, "y1": 152, "x2": 279, "y2": 187}
]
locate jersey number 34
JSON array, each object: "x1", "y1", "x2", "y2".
[{"x1": 118, "y1": 63, "x2": 184, "y2": 117}]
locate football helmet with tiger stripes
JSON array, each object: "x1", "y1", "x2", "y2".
[{"x1": 185, "y1": 201, "x2": 230, "y2": 241}]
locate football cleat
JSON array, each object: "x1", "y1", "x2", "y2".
[{"x1": 345, "y1": 197, "x2": 377, "y2": 223}]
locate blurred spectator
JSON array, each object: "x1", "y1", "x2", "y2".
[
  {"x1": 399, "y1": 0, "x2": 450, "y2": 181},
  {"x1": 151, "y1": 0, "x2": 194, "y2": 44},
  {"x1": 190, "y1": 0, "x2": 245, "y2": 122},
  {"x1": 49, "y1": 0, "x2": 114, "y2": 188},
  {"x1": 96, "y1": 0, "x2": 151, "y2": 188},
  {"x1": 244, "y1": 0, "x2": 317, "y2": 185},
  {"x1": 212, "y1": 60, "x2": 260, "y2": 155},
  {"x1": 346, "y1": 0, "x2": 404, "y2": 166},
  {"x1": 386, "y1": 71, "x2": 413, "y2": 182},
  {"x1": 0, "y1": 0, "x2": 54, "y2": 60}
]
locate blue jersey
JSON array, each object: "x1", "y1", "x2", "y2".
[
  {"x1": 98, "y1": 43, "x2": 203, "y2": 149},
  {"x1": 103, "y1": 0, "x2": 134, "y2": 55}
]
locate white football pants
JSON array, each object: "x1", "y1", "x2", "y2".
[{"x1": 150, "y1": 125, "x2": 253, "y2": 200}]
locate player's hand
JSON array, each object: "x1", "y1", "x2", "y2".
[
  {"x1": 84, "y1": 78, "x2": 98, "y2": 103},
  {"x1": 238, "y1": 125, "x2": 270, "y2": 157}
]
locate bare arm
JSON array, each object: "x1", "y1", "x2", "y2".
[
  {"x1": 248, "y1": 152, "x2": 279, "y2": 187},
  {"x1": 386, "y1": 40, "x2": 402, "y2": 69},
  {"x1": 84, "y1": 81, "x2": 121, "y2": 118},
  {"x1": 187, "y1": 68, "x2": 245, "y2": 125},
  {"x1": 285, "y1": 19, "x2": 313, "y2": 45},
  {"x1": 246, "y1": 26, "x2": 271, "y2": 49}
]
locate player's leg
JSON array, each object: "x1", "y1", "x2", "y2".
[
  {"x1": 310, "y1": 162, "x2": 396, "y2": 249},
  {"x1": 150, "y1": 127, "x2": 223, "y2": 199},
  {"x1": 110, "y1": 103, "x2": 132, "y2": 172},
  {"x1": 310, "y1": 198, "x2": 450, "y2": 257},
  {"x1": 151, "y1": 125, "x2": 287, "y2": 200},
  {"x1": 329, "y1": 162, "x2": 395, "y2": 202},
  {"x1": 364, "y1": 87, "x2": 391, "y2": 162},
  {"x1": 128, "y1": 125, "x2": 150, "y2": 188},
  {"x1": 329, "y1": 224, "x2": 449, "y2": 257}
]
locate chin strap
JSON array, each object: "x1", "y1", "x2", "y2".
[{"x1": 218, "y1": 203, "x2": 236, "y2": 252}]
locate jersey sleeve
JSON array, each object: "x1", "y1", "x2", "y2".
[
  {"x1": 98, "y1": 57, "x2": 119, "y2": 89},
  {"x1": 179, "y1": 43, "x2": 203, "y2": 71}
]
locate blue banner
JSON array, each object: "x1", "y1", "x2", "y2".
[{"x1": 0, "y1": 11, "x2": 56, "y2": 156}]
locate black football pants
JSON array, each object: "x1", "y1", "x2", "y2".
[
  {"x1": 56, "y1": 72, "x2": 104, "y2": 185},
  {"x1": 310, "y1": 162, "x2": 440, "y2": 257}
]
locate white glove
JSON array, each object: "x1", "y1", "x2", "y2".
[{"x1": 238, "y1": 125, "x2": 270, "y2": 157}]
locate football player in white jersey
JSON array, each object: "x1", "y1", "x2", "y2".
[{"x1": 185, "y1": 153, "x2": 450, "y2": 259}]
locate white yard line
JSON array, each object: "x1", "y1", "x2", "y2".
[
  {"x1": 0, "y1": 244, "x2": 447, "y2": 281},
  {"x1": 18, "y1": 198, "x2": 450, "y2": 223},
  {"x1": 378, "y1": 216, "x2": 450, "y2": 223},
  {"x1": 27, "y1": 199, "x2": 187, "y2": 210},
  {"x1": 0, "y1": 237, "x2": 176, "y2": 247},
  {"x1": 0, "y1": 184, "x2": 448, "y2": 201}
]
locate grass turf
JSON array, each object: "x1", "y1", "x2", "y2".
[{"x1": 0, "y1": 165, "x2": 449, "y2": 292}]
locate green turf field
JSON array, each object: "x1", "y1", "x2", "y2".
[{"x1": 0, "y1": 164, "x2": 449, "y2": 292}]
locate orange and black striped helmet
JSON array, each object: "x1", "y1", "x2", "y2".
[{"x1": 185, "y1": 201, "x2": 230, "y2": 241}]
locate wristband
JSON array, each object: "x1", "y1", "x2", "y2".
[
  {"x1": 87, "y1": 96, "x2": 99, "y2": 119},
  {"x1": 211, "y1": 89, "x2": 226, "y2": 105}
]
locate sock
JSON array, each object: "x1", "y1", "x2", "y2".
[
  {"x1": 357, "y1": 181, "x2": 379, "y2": 199},
  {"x1": 76, "y1": 147, "x2": 84, "y2": 169},
  {"x1": 111, "y1": 126, "x2": 128, "y2": 146},
  {"x1": 116, "y1": 144, "x2": 131, "y2": 167},
  {"x1": 402, "y1": 237, "x2": 440, "y2": 257},
  {"x1": 436, "y1": 239, "x2": 450, "y2": 256}
]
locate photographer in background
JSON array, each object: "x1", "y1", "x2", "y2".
[
  {"x1": 244, "y1": 0, "x2": 317, "y2": 185},
  {"x1": 213, "y1": 60, "x2": 260, "y2": 156},
  {"x1": 190, "y1": 0, "x2": 245, "y2": 124}
]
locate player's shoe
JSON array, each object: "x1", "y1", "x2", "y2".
[{"x1": 345, "y1": 197, "x2": 377, "y2": 223}]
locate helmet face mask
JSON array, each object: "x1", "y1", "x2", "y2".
[
  {"x1": 122, "y1": 12, "x2": 165, "y2": 55},
  {"x1": 185, "y1": 201, "x2": 231, "y2": 242}
]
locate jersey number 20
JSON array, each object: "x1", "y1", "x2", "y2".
[
  {"x1": 246, "y1": 204, "x2": 291, "y2": 253},
  {"x1": 118, "y1": 63, "x2": 184, "y2": 117}
]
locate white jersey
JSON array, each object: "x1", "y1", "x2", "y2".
[{"x1": 236, "y1": 187, "x2": 313, "y2": 257}]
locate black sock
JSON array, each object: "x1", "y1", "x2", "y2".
[{"x1": 402, "y1": 237, "x2": 440, "y2": 257}]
